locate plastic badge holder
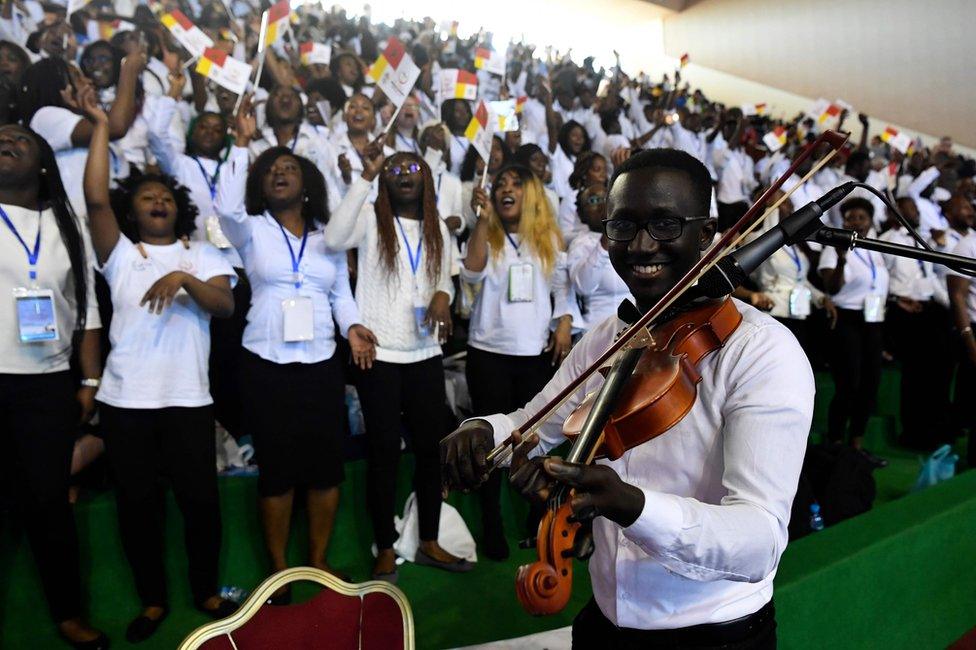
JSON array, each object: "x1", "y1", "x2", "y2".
[
  {"x1": 863, "y1": 293, "x2": 885, "y2": 323},
  {"x1": 508, "y1": 263, "x2": 535, "y2": 303},
  {"x1": 14, "y1": 288, "x2": 59, "y2": 342},
  {"x1": 789, "y1": 285, "x2": 812, "y2": 318},
  {"x1": 282, "y1": 296, "x2": 314, "y2": 341}
]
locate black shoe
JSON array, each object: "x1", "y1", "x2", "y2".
[
  {"x1": 63, "y1": 632, "x2": 110, "y2": 650},
  {"x1": 125, "y1": 609, "x2": 167, "y2": 644},
  {"x1": 483, "y1": 524, "x2": 510, "y2": 561},
  {"x1": 196, "y1": 598, "x2": 238, "y2": 620},
  {"x1": 857, "y1": 447, "x2": 889, "y2": 468},
  {"x1": 415, "y1": 547, "x2": 474, "y2": 573},
  {"x1": 266, "y1": 585, "x2": 292, "y2": 606}
]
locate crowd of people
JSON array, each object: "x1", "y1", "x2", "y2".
[{"x1": 0, "y1": 1, "x2": 974, "y2": 648}]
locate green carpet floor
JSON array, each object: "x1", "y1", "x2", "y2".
[{"x1": 0, "y1": 367, "x2": 969, "y2": 649}]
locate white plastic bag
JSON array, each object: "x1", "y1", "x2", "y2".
[{"x1": 393, "y1": 492, "x2": 478, "y2": 563}]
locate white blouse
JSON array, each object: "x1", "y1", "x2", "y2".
[
  {"x1": 461, "y1": 233, "x2": 572, "y2": 356},
  {"x1": 754, "y1": 246, "x2": 825, "y2": 319},
  {"x1": 215, "y1": 147, "x2": 360, "y2": 364},
  {"x1": 818, "y1": 246, "x2": 890, "y2": 312},
  {"x1": 568, "y1": 232, "x2": 633, "y2": 331}
]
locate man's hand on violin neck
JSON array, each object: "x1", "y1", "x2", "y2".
[
  {"x1": 541, "y1": 459, "x2": 646, "y2": 528},
  {"x1": 440, "y1": 420, "x2": 495, "y2": 491}
]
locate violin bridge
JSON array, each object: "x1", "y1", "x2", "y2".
[{"x1": 622, "y1": 326, "x2": 654, "y2": 350}]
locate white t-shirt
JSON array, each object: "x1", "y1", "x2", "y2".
[
  {"x1": 96, "y1": 237, "x2": 235, "y2": 408},
  {"x1": 818, "y1": 246, "x2": 889, "y2": 312},
  {"x1": 0, "y1": 204, "x2": 101, "y2": 374},
  {"x1": 30, "y1": 106, "x2": 88, "y2": 218}
]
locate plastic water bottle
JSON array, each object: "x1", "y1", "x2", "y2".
[
  {"x1": 220, "y1": 585, "x2": 248, "y2": 604},
  {"x1": 809, "y1": 503, "x2": 825, "y2": 532}
]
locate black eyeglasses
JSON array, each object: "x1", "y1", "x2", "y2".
[
  {"x1": 385, "y1": 162, "x2": 421, "y2": 176},
  {"x1": 603, "y1": 216, "x2": 710, "y2": 242}
]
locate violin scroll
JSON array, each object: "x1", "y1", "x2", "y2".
[{"x1": 515, "y1": 500, "x2": 579, "y2": 616}]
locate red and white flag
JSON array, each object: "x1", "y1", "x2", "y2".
[
  {"x1": 464, "y1": 100, "x2": 494, "y2": 161},
  {"x1": 762, "y1": 126, "x2": 787, "y2": 152},
  {"x1": 474, "y1": 47, "x2": 506, "y2": 77},
  {"x1": 881, "y1": 126, "x2": 913, "y2": 155},
  {"x1": 160, "y1": 9, "x2": 213, "y2": 57},
  {"x1": 195, "y1": 48, "x2": 250, "y2": 95},
  {"x1": 367, "y1": 37, "x2": 421, "y2": 110},
  {"x1": 439, "y1": 69, "x2": 479, "y2": 101}
]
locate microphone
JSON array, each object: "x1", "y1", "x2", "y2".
[{"x1": 694, "y1": 181, "x2": 856, "y2": 298}]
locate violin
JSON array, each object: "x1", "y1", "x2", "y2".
[{"x1": 481, "y1": 130, "x2": 850, "y2": 616}]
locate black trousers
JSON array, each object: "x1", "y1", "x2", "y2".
[
  {"x1": 572, "y1": 598, "x2": 776, "y2": 649},
  {"x1": 99, "y1": 404, "x2": 221, "y2": 607},
  {"x1": 354, "y1": 356, "x2": 449, "y2": 549},
  {"x1": 827, "y1": 309, "x2": 884, "y2": 443},
  {"x1": 208, "y1": 273, "x2": 250, "y2": 441},
  {"x1": 955, "y1": 327, "x2": 976, "y2": 467},
  {"x1": 885, "y1": 301, "x2": 953, "y2": 449},
  {"x1": 0, "y1": 372, "x2": 82, "y2": 623},
  {"x1": 465, "y1": 346, "x2": 553, "y2": 530}
]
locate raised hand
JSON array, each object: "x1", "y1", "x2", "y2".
[
  {"x1": 360, "y1": 138, "x2": 386, "y2": 182},
  {"x1": 234, "y1": 93, "x2": 257, "y2": 146}
]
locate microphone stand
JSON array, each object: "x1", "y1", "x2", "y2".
[{"x1": 811, "y1": 227, "x2": 976, "y2": 272}]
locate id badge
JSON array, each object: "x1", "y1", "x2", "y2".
[
  {"x1": 414, "y1": 305, "x2": 432, "y2": 338},
  {"x1": 864, "y1": 293, "x2": 885, "y2": 323},
  {"x1": 789, "y1": 285, "x2": 812, "y2": 319},
  {"x1": 14, "y1": 288, "x2": 59, "y2": 342},
  {"x1": 508, "y1": 263, "x2": 535, "y2": 303},
  {"x1": 205, "y1": 216, "x2": 232, "y2": 249},
  {"x1": 282, "y1": 296, "x2": 314, "y2": 341}
]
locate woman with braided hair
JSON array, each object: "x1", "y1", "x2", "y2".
[{"x1": 327, "y1": 148, "x2": 468, "y2": 583}]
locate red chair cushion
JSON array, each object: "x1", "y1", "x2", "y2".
[{"x1": 229, "y1": 589, "x2": 363, "y2": 649}]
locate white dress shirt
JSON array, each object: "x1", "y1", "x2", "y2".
[
  {"x1": 460, "y1": 234, "x2": 572, "y2": 356},
  {"x1": 906, "y1": 167, "x2": 949, "y2": 239},
  {"x1": 714, "y1": 147, "x2": 755, "y2": 205},
  {"x1": 251, "y1": 122, "x2": 343, "y2": 210},
  {"x1": 448, "y1": 134, "x2": 469, "y2": 177},
  {"x1": 479, "y1": 301, "x2": 814, "y2": 629},
  {"x1": 96, "y1": 237, "x2": 235, "y2": 408},
  {"x1": 568, "y1": 232, "x2": 633, "y2": 330},
  {"x1": 0, "y1": 205, "x2": 101, "y2": 374},
  {"x1": 215, "y1": 146, "x2": 360, "y2": 364},
  {"x1": 324, "y1": 177, "x2": 455, "y2": 364},
  {"x1": 818, "y1": 246, "x2": 890, "y2": 312}
]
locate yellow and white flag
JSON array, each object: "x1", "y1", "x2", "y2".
[
  {"x1": 439, "y1": 69, "x2": 479, "y2": 101},
  {"x1": 881, "y1": 126, "x2": 913, "y2": 155},
  {"x1": 160, "y1": 9, "x2": 213, "y2": 57},
  {"x1": 740, "y1": 103, "x2": 766, "y2": 117},
  {"x1": 367, "y1": 37, "x2": 421, "y2": 110},
  {"x1": 299, "y1": 42, "x2": 331, "y2": 66},
  {"x1": 261, "y1": 0, "x2": 292, "y2": 50},
  {"x1": 196, "y1": 48, "x2": 250, "y2": 95},
  {"x1": 464, "y1": 100, "x2": 494, "y2": 161},
  {"x1": 762, "y1": 126, "x2": 787, "y2": 152},
  {"x1": 474, "y1": 47, "x2": 506, "y2": 77}
]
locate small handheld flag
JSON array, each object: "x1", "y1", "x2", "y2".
[
  {"x1": 474, "y1": 47, "x2": 506, "y2": 77},
  {"x1": 762, "y1": 126, "x2": 787, "y2": 152},
  {"x1": 465, "y1": 100, "x2": 495, "y2": 162},
  {"x1": 196, "y1": 48, "x2": 251, "y2": 95},
  {"x1": 160, "y1": 9, "x2": 214, "y2": 57},
  {"x1": 367, "y1": 37, "x2": 421, "y2": 111}
]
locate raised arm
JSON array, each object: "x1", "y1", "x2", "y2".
[
  {"x1": 322, "y1": 140, "x2": 382, "y2": 251},
  {"x1": 146, "y1": 73, "x2": 186, "y2": 177},
  {"x1": 213, "y1": 95, "x2": 257, "y2": 250},
  {"x1": 80, "y1": 87, "x2": 120, "y2": 265},
  {"x1": 462, "y1": 186, "x2": 492, "y2": 275},
  {"x1": 70, "y1": 52, "x2": 145, "y2": 145}
]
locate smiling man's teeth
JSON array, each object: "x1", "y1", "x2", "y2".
[{"x1": 633, "y1": 264, "x2": 662, "y2": 274}]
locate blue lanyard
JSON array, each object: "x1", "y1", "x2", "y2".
[
  {"x1": 192, "y1": 156, "x2": 221, "y2": 201},
  {"x1": 397, "y1": 133, "x2": 419, "y2": 154},
  {"x1": 395, "y1": 216, "x2": 423, "y2": 276},
  {"x1": 853, "y1": 250, "x2": 877, "y2": 289},
  {"x1": 289, "y1": 130, "x2": 299, "y2": 152},
  {"x1": 0, "y1": 205, "x2": 41, "y2": 282},
  {"x1": 436, "y1": 173, "x2": 442, "y2": 195},
  {"x1": 505, "y1": 232, "x2": 521, "y2": 256},
  {"x1": 786, "y1": 245, "x2": 803, "y2": 279},
  {"x1": 277, "y1": 221, "x2": 308, "y2": 288}
]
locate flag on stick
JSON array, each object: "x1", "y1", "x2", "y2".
[
  {"x1": 762, "y1": 126, "x2": 787, "y2": 152},
  {"x1": 299, "y1": 42, "x2": 331, "y2": 66},
  {"x1": 679, "y1": 53, "x2": 690, "y2": 68},
  {"x1": 489, "y1": 100, "x2": 518, "y2": 132},
  {"x1": 881, "y1": 126, "x2": 913, "y2": 155},
  {"x1": 160, "y1": 9, "x2": 213, "y2": 57},
  {"x1": 367, "y1": 37, "x2": 421, "y2": 110},
  {"x1": 196, "y1": 48, "x2": 251, "y2": 95},
  {"x1": 440, "y1": 69, "x2": 478, "y2": 101},
  {"x1": 465, "y1": 100, "x2": 494, "y2": 162}
]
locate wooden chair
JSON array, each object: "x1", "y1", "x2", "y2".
[{"x1": 178, "y1": 567, "x2": 415, "y2": 650}]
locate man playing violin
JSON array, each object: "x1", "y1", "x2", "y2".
[{"x1": 441, "y1": 149, "x2": 814, "y2": 649}]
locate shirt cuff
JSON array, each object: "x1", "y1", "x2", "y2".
[
  {"x1": 459, "y1": 412, "x2": 518, "y2": 458},
  {"x1": 621, "y1": 487, "x2": 684, "y2": 557}
]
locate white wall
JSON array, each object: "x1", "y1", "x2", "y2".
[{"x1": 662, "y1": 0, "x2": 976, "y2": 148}]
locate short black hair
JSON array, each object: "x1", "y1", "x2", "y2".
[
  {"x1": 513, "y1": 143, "x2": 545, "y2": 167},
  {"x1": 845, "y1": 150, "x2": 870, "y2": 174},
  {"x1": 110, "y1": 172, "x2": 198, "y2": 241},
  {"x1": 840, "y1": 196, "x2": 874, "y2": 218},
  {"x1": 610, "y1": 148, "x2": 712, "y2": 216},
  {"x1": 557, "y1": 119, "x2": 591, "y2": 155},
  {"x1": 245, "y1": 147, "x2": 329, "y2": 227}
]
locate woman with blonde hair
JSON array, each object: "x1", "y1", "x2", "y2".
[{"x1": 463, "y1": 163, "x2": 574, "y2": 560}]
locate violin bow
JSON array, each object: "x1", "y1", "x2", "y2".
[{"x1": 485, "y1": 129, "x2": 850, "y2": 470}]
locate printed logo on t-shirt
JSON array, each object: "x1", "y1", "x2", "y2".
[{"x1": 179, "y1": 258, "x2": 196, "y2": 273}]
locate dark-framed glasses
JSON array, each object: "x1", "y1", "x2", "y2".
[
  {"x1": 385, "y1": 162, "x2": 421, "y2": 176},
  {"x1": 603, "y1": 216, "x2": 710, "y2": 242}
]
